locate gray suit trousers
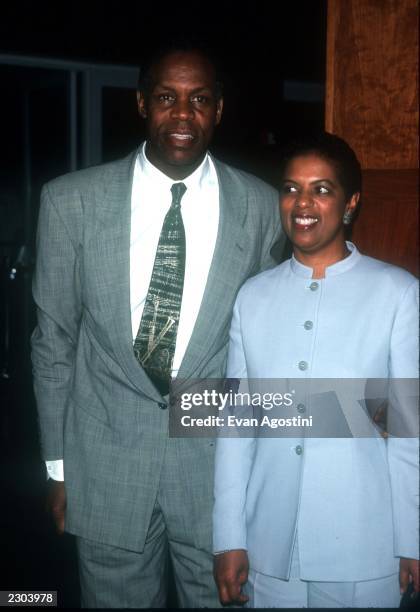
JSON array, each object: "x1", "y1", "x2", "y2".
[{"x1": 77, "y1": 435, "x2": 221, "y2": 608}]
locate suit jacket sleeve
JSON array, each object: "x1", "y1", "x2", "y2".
[
  {"x1": 213, "y1": 292, "x2": 256, "y2": 552},
  {"x1": 258, "y1": 185, "x2": 285, "y2": 273},
  {"x1": 387, "y1": 278, "x2": 419, "y2": 560},
  {"x1": 31, "y1": 182, "x2": 82, "y2": 461}
]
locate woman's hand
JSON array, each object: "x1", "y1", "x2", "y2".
[
  {"x1": 213, "y1": 549, "x2": 249, "y2": 605},
  {"x1": 400, "y1": 557, "x2": 419, "y2": 595}
]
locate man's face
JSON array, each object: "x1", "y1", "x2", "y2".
[{"x1": 137, "y1": 51, "x2": 223, "y2": 180}]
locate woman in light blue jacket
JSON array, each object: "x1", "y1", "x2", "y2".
[{"x1": 213, "y1": 133, "x2": 419, "y2": 608}]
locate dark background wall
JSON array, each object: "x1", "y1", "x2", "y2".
[{"x1": 1, "y1": 0, "x2": 327, "y2": 177}]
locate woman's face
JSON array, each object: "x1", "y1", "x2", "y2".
[{"x1": 279, "y1": 153, "x2": 359, "y2": 260}]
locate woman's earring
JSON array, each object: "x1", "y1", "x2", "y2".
[{"x1": 343, "y1": 211, "x2": 353, "y2": 225}]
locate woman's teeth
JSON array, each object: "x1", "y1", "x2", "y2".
[{"x1": 294, "y1": 217, "x2": 318, "y2": 226}]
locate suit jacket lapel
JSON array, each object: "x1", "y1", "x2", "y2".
[
  {"x1": 90, "y1": 148, "x2": 163, "y2": 401},
  {"x1": 177, "y1": 158, "x2": 251, "y2": 379},
  {"x1": 90, "y1": 151, "x2": 251, "y2": 394}
]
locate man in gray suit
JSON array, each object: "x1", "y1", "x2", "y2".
[{"x1": 31, "y1": 42, "x2": 283, "y2": 608}]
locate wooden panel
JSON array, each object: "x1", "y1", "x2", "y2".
[
  {"x1": 326, "y1": 0, "x2": 418, "y2": 169},
  {"x1": 350, "y1": 169, "x2": 418, "y2": 276}
]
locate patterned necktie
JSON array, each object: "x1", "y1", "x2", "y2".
[{"x1": 134, "y1": 182, "x2": 187, "y2": 396}]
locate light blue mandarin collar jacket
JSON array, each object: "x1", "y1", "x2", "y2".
[{"x1": 213, "y1": 243, "x2": 419, "y2": 582}]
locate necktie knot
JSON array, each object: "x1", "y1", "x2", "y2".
[{"x1": 171, "y1": 182, "x2": 187, "y2": 209}]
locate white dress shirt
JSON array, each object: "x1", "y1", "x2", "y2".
[
  {"x1": 131, "y1": 143, "x2": 219, "y2": 374},
  {"x1": 46, "y1": 143, "x2": 219, "y2": 480}
]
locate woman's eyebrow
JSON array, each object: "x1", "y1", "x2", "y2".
[
  {"x1": 282, "y1": 178, "x2": 337, "y2": 186},
  {"x1": 310, "y1": 178, "x2": 336, "y2": 186}
]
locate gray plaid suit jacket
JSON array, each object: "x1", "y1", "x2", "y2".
[{"x1": 31, "y1": 147, "x2": 282, "y2": 552}]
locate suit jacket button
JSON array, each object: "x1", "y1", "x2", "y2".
[
  {"x1": 309, "y1": 282, "x2": 319, "y2": 291},
  {"x1": 295, "y1": 445, "x2": 303, "y2": 455},
  {"x1": 158, "y1": 402, "x2": 167, "y2": 410}
]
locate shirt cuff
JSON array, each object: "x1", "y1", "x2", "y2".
[
  {"x1": 45, "y1": 459, "x2": 64, "y2": 481},
  {"x1": 213, "y1": 549, "x2": 247, "y2": 555}
]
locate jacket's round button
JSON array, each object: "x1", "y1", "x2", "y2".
[
  {"x1": 295, "y1": 445, "x2": 303, "y2": 455},
  {"x1": 304, "y1": 320, "x2": 313, "y2": 330},
  {"x1": 297, "y1": 403, "x2": 306, "y2": 414},
  {"x1": 298, "y1": 361, "x2": 308, "y2": 371},
  {"x1": 158, "y1": 402, "x2": 167, "y2": 410},
  {"x1": 309, "y1": 282, "x2": 319, "y2": 291}
]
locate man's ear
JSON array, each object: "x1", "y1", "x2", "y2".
[
  {"x1": 137, "y1": 91, "x2": 147, "y2": 119},
  {"x1": 215, "y1": 97, "x2": 223, "y2": 126}
]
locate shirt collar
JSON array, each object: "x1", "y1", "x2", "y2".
[
  {"x1": 138, "y1": 141, "x2": 211, "y2": 191},
  {"x1": 290, "y1": 241, "x2": 362, "y2": 278}
]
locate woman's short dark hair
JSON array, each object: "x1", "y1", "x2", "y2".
[{"x1": 279, "y1": 132, "x2": 362, "y2": 200}]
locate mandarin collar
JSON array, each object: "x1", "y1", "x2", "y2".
[
  {"x1": 138, "y1": 141, "x2": 211, "y2": 191},
  {"x1": 290, "y1": 242, "x2": 361, "y2": 278}
]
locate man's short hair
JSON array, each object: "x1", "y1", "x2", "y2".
[{"x1": 137, "y1": 38, "x2": 224, "y2": 101}]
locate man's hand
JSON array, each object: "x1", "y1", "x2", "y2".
[
  {"x1": 400, "y1": 557, "x2": 419, "y2": 595},
  {"x1": 213, "y1": 549, "x2": 249, "y2": 606},
  {"x1": 46, "y1": 480, "x2": 66, "y2": 535}
]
